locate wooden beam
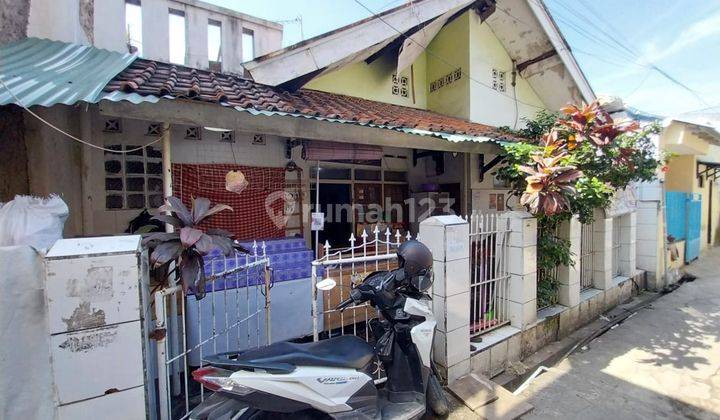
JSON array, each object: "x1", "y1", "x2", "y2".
[
  {"x1": 517, "y1": 50, "x2": 558, "y2": 74},
  {"x1": 97, "y1": 99, "x2": 502, "y2": 154}
]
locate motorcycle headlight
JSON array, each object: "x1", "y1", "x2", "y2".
[{"x1": 410, "y1": 268, "x2": 433, "y2": 292}]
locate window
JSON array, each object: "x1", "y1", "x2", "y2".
[
  {"x1": 168, "y1": 9, "x2": 186, "y2": 65},
  {"x1": 242, "y1": 28, "x2": 255, "y2": 62},
  {"x1": 208, "y1": 19, "x2": 222, "y2": 72},
  {"x1": 125, "y1": 0, "x2": 143, "y2": 56},
  {"x1": 105, "y1": 144, "x2": 163, "y2": 210}
]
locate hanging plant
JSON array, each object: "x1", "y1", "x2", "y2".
[{"x1": 142, "y1": 196, "x2": 247, "y2": 299}]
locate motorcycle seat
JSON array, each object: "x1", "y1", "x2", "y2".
[{"x1": 204, "y1": 335, "x2": 375, "y2": 374}]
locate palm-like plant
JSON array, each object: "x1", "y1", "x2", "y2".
[{"x1": 142, "y1": 196, "x2": 246, "y2": 299}]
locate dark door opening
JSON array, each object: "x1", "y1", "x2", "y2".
[
  {"x1": 440, "y1": 183, "x2": 462, "y2": 215},
  {"x1": 312, "y1": 183, "x2": 353, "y2": 250}
]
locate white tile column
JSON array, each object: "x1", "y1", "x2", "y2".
[
  {"x1": 557, "y1": 215, "x2": 581, "y2": 307},
  {"x1": 418, "y1": 215, "x2": 470, "y2": 384},
  {"x1": 499, "y1": 211, "x2": 537, "y2": 329},
  {"x1": 619, "y1": 212, "x2": 637, "y2": 276},
  {"x1": 593, "y1": 209, "x2": 614, "y2": 290}
]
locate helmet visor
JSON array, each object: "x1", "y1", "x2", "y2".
[{"x1": 410, "y1": 268, "x2": 433, "y2": 292}]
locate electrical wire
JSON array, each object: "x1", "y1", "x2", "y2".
[
  {"x1": 548, "y1": 0, "x2": 711, "y2": 107},
  {"x1": 0, "y1": 73, "x2": 166, "y2": 154},
  {"x1": 352, "y1": 0, "x2": 546, "y2": 110}
]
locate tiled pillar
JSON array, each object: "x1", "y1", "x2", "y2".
[
  {"x1": 499, "y1": 211, "x2": 537, "y2": 329},
  {"x1": 558, "y1": 215, "x2": 581, "y2": 307},
  {"x1": 619, "y1": 212, "x2": 637, "y2": 276},
  {"x1": 592, "y1": 209, "x2": 614, "y2": 290},
  {"x1": 418, "y1": 215, "x2": 470, "y2": 384}
]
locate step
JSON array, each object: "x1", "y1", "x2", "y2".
[
  {"x1": 450, "y1": 373, "x2": 533, "y2": 420},
  {"x1": 474, "y1": 380, "x2": 533, "y2": 420},
  {"x1": 448, "y1": 373, "x2": 498, "y2": 410}
]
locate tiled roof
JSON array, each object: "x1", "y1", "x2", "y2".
[{"x1": 103, "y1": 59, "x2": 517, "y2": 142}]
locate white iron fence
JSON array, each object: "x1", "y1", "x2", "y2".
[
  {"x1": 612, "y1": 219, "x2": 621, "y2": 277},
  {"x1": 152, "y1": 243, "x2": 271, "y2": 420},
  {"x1": 580, "y1": 223, "x2": 595, "y2": 290},
  {"x1": 468, "y1": 212, "x2": 511, "y2": 337},
  {"x1": 311, "y1": 226, "x2": 411, "y2": 343}
]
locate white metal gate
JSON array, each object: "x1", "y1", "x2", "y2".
[
  {"x1": 612, "y1": 219, "x2": 621, "y2": 277},
  {"x1": 152, "y1": 243, "x2": 271, "y2": 420},
  {"x1": 468, "y1": 212, "x2": 511, "y2": 337},
  {"x1": 311, "y1": 226, "x2": 411, "y2": 342},
  {"x1": 580, "y1": 223, "x2": 595, "y2": 290}
]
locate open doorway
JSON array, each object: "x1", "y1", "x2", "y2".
[{"x1": 312, "y1": 183, "x2": 353, "y2": 250}]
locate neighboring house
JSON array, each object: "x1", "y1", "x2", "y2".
[
  {"x1": 0, "y1": 0, "x2": 594, "y2": 245},
  {"x1": 2, "y1": 0, "x2": 283, "y2": 73},
  {"x1": 605, "y1": 97, "x2": 720, "y2": 289}
]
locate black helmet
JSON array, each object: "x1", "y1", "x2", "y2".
[{"x1": 397, "y1": 240, "x2": 434, "y2": 292}]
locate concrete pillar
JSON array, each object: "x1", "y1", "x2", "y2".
[
  {"x1": 418, "y1": 215, "x2": 470, "y2": 384},
  {"x1": 592, "y1": 209, "x2": 614, "y2": 290},
  {"x1": 557, "y1": 215, "x2": 581, "y2": 307},
  {"x1": 499, "y1": 211, "x2": 537, "y2": 329},
  {"x1": 618, "y1": 212, "x2": 637, "y2": 276}
]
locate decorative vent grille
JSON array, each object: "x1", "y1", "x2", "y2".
[
  {"x1": 146, "y1": 123, "x2": 162, "y2": 137},
  {"x1": 219, "y1": 130, "x2": 235, "y2": 143},
  {"x1": 492, "y1": 69, "x2": 506, "y2": 92},
  {"x1": 429, "y1": 68, "x2": 462, "y2": 92},
  {"x1": 103, "y1": 118, "x2": 122, "y2": 133},
  {"x1": 185, "y1": 126, "x2": 201, "y2": 140},
  {"x1": 252, "y1": 134, "x2": 266, "y2": 145},
  {"x1": 391, "y1": 74, "x2": 409, "y2": 98}
]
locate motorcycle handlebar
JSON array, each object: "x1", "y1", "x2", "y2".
[{"x1": 335, "y1": 297, "x2": 354, "y2": 311}]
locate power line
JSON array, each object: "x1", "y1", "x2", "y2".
[
  {"x1": 352, "y1": 0, "x2": 546, "y2": 110},
  {"x1": 0, "y1": 74, "x2": 166, "y2": 154},
  {"x1": 549, "y1": 0, "x2": 710, "y2": 107}
]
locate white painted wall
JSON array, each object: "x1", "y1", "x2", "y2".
[
  {"x1": 25, "y1": 0, "x2": 283, "y2": 74},
  {"x1": 27, "y1": 0, "x2": 90, "y2": 45}
]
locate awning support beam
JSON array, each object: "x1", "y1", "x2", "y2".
[{"x1": 478, "y1": 153, "x2": 505, "y2": 182}]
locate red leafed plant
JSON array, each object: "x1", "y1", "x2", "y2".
[
  {"x1": 142, "y1": 197, "x2": 247, "y2": 299},
  {"x1": 558, "y1": 102, "x2": 639, "y2": 148},
  {"x1": 518, "y1": 154, "x2": 583, "y2": 214}
]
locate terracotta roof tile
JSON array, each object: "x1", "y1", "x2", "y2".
[{"x1": 103, "y1": 59, "x2": 518, "y2": 141}]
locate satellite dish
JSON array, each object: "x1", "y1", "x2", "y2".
[{"x1": 316, "y1": 278, "x2": 337, "y2": 291}]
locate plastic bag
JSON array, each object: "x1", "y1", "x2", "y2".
[{"x1": 0, "y1": 195, "x2": 68, "y2": 250}]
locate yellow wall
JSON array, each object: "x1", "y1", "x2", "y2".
[
  {"x1": 425, "y1": 12, "x2": 471, "y2": 120},
  {"x1": 305, "y1": 50, "x2": 428, "y2": 109},
  {"x1": 305, "y1": 10, "x2": 547, "y2": 129},
  {"x1": 665, "y1": 154, "x2": 696, "y2": 192},
  {"x1": 467, "y1": 11, "x2": 546, "y2": 127}
]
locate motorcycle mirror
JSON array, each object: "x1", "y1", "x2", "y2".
[{"x1": 316, "y1": 278, "x2": 337, "y2": 291}]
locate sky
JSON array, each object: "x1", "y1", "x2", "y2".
[{"x1": 203, "y1": 0, "x2": 720, "y2": 117}]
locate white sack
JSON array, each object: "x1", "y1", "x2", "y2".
[{"x1": 0, "y1": 195, "x2": 68, "y2": 250}]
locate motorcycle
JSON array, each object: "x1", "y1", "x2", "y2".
[{"x1": 189, "y1": 240, "x2": 449, "y2": 419}]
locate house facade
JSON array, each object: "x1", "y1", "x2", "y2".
[{"x1": 1, "y1": 0, "x2": 595, "y2": 244}]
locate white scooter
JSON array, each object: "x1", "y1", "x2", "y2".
[{"x1": 189, "y1": 240, "x2": 449, "y2": 419}]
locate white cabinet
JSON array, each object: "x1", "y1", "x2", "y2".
[{"x1": 45, "y1": 236, "x2": 150, "y2": 420}]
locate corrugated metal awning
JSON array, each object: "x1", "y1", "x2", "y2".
[{"x1": 0, "y1": 38, "x2": 136, "y2": 107}]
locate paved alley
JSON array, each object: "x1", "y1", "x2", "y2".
[{"x1": 517, "y1": 248, "x2": 720, "y2": 419}]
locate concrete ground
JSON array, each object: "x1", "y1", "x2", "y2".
[{"x1": 516, "y1": 247, "x2": 720, "y2": 419}]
